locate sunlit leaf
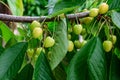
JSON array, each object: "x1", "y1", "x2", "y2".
[
  {"x1": 7, "y1": 0, "x2": 24, "y2": 16},
  {"x1": 50, "y1": 18, "x2": 68, "y2": 70},
  {"x1": 5, "y1": 37, "x2": 17, "y2": 48},
  {"x1": 0, "y1": 21, "x2": 15, "y2": 43}
]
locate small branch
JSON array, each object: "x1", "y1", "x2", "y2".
[{"x1": 0, "y1": 12, "x2": 89, "y2": 23}]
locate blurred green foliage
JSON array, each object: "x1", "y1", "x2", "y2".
[{"x1": 23, "y1": 0, "x2": 48, "y2": 16}]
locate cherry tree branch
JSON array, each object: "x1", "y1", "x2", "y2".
[{"x1": 0, "y1": 12, "x2": 89, "y2": 23}]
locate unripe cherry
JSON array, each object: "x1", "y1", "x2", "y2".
[
  {"x1": 103, "y1": 40, "x2": 112, "y2": 52},
  {"x1": 99, "y1": 3, "x2": 109, "y2": 14},
  {"x1": 81, "y1": 40, "x2": 87, "y2": 47},
  {"x1": 27, "y1": 49, "x2": 34, "y2": 58},
  {"x1": 32, "y1": 27, "x2": 43, "y2": 39},
  {"x1": 68, "y1": 40, "x2": 74, "y2": 52},
  {"x1": 68, "y1": 34, "x2": 71, "y2": 40},
  {"x1": 73, "y1": 24, "x2": 83, "y2": 35},
  {"x1": 89, "y1": 8, "x2": 99, "y2": 17},
  {"x1": 44, "y1": 36, "x2": 55, "y2": 48},
  {"x1": 110, "y1": 35, "x2": 117, "y2": 44},
  {"x1": 30, "y1": 20, "x2": 41, "y2": 31},
  {"x1": 82, "y1": 17, "x2": 93, "y2": 24},
  {"x1": 74, "y1": 40, "x2": 81, "y2": 49}
]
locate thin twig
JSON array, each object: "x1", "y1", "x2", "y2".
[{"x1": 0, "y1": 12, "x2": 89, "y2": 23}]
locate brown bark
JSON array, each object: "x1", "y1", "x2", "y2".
[
  {"x1": 0, "y1": 12, "x2": 89, "y2": 23},
  {"x1": 0, "y1": 2, "x2": 16, "y2": 30}
]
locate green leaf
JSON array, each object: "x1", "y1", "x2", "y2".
[
  {"x1": 104, "y1": 24, "x2": 110, "y2": 40},
  {"x1": 53, "y1": 65, "x2": 67, "y2": 80},
  {"x1": 48, "y1": 6, "x2": 78, "y2": 18},
  {"x1": 50, "y1": 19, "x2": 68, "y2": 70},
  {"x1": 108, "y1": 0, "x2": 120, "y2": 10},
  {"x1": 28, "y1": 38, "x2": 39, "y2": 49},
  {"x1": 0, "y1": 29, "x2": 2, "y2": 45},
  {"x1": 0, "y1": 46, "x2": 4, "y2": 55},
  {"x1": 17, "y1": 27, "x2": 26, "y2": 37},
  {"x1": 0, "y1": 42, "x2": 28, "y2": 80},
  {"x1": 109, "y1": 50, "x2": 120, "y2": 80},
  {"x1": 7, "y1": 0, "x2": 24, "y2": 16},
  {"x1": 114, "y1": 48, "x2": 120, "y2": 59},
  {"x1": 67, "y1": 37, "x2": 107, "y2": 80},
  {"x1": 33, "y1": 51, "x2": 55, "y2": 80},
  {"x1": 48, "y1": 21, "x2": 57, "y2": 31},
  {"x1": 0, "y1": 21, "x2": 15, "y2": 42},
  {"x1": 53, "y1": 0, "x2": 86, "y2": 12},
  {"x1": 15, "y1": 63, "x2": 34, "y2": 80},
  {"x1": 85, "y1": 19, "x2": 99, "y2": 35},
  {"x1": 111, "y1": 11, "x2": 120, "y2": 29},
  {"x1": 49, "y1": 0, "x2": 86, "y2": 18},
  {"x1": 5, "y1": 37, "x2": 17, "y2": 48}
]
